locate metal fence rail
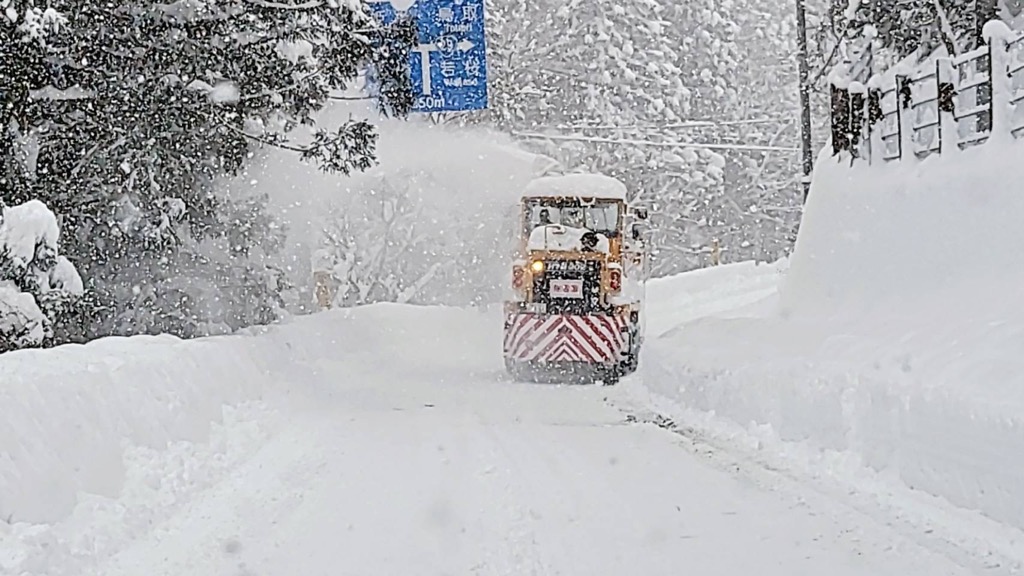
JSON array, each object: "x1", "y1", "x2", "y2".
[
  {"x1": 1008, "y1": 34, "x2": 1024, "y2": 137},
  {"x1": 877, "y1": 83, "x2": 902, "y2": 161},
  {"x1": 910, "y1": 65, "x2": 941, "y2": 159},
  {"x1": 952, "y1": 45, "x2": 992, "y2": 149}
]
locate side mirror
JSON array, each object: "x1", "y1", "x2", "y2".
[
  {"x1": 631, "y1": 207, "x2": 648, "y2": 220},
  {"x1": 630, "y1": 222, "x2": 646, "y2": 241}
]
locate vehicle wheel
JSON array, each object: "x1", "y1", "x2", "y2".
[
  {"x1": 624, "y1": 346, "x2": 640, "y2": 374},
  {"x1": 621, "y1": 332, "x2": 641, "y2": 374},
  {"x1": 620, "y1": 351, "x2": 636, "y2": 374},
  {"x1": 599, "y1": 365, "x2": 620, "y2": 386}
]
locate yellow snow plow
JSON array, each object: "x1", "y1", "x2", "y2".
[{"x1": 502, "y1": 173, "x2": 649, "y2": 385}]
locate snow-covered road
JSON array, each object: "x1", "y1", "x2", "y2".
[
  {"x1": 73, "y1": 306, "x2": 973, "y2": 576},
  {"x1": 3, "y1": 264, "x2": 1008, "y2": 575}
]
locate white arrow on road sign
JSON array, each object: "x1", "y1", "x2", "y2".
[{"x1": 435, "y1": 36, "x2": 473, "y2": 55}]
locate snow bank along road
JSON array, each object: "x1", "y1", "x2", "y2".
[{"x1": 0, "y1": 275, "x2": 996, "y2": 575}]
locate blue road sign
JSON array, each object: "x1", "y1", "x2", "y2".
[{"x1": 366, "y1": 0, "x2": 489, "y2": 113}]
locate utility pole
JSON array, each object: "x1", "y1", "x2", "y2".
[{"x1": 795, "y1": 0, "x2": 813, "y2": 202}]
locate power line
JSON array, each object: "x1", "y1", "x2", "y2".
[
  {"x1": 512, "y1": 131, "x2": 799, "y2": 152},
  {"x1": 796, "y1": 0, "x2": 814, "y2": 201},
  {"x1": 554, "y1": 118, "x2": 780, "y2": 131}
]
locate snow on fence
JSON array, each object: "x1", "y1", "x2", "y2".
[
  {"x1": 1009, "y1": 33, "x2": 1024, "y2": 137},
  {"x1": 951, "y1": 45, "x2": 993, "y2": 150},
  {"x1": 831, "y1": 21, "x2": 1024, "y2": 163},
  {"x1": 908, "y1": 62, "x2": 942, "y2": 158}
]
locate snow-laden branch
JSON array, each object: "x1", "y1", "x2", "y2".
[
  {"x1": 932, "y1": 0, "x2": 959, "y2": 56},
  {"x1": 28, "y1": 85, "x2": 93, "y2": 101},
  {"x1": 221, "y1": 122, "x2": 308, "y2": 153}
]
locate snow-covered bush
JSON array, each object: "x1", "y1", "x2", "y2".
[
  {"x1": 1, "y1": 1, "x2": 66, "y2": 41},
  {"x1": 0, "y1": 198, "x2": 83, "y2": 351},
  {"x1": 317, "y1": 172, "x2": 436, "y2": 307},
  {"x1": 316, "y1": 168, "x2": 508, "y2": 309}
]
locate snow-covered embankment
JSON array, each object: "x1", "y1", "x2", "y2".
[
  {"x1": 639, "y1": 141, "x2": 1024, "y2": 548},
  {"x1": 0, "y1": 305, "x2": 497, "y2": 528}
]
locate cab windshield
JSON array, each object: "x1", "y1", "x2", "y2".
[{"x1": 524, "y1": 198, "x2": 620, "y2": 237}]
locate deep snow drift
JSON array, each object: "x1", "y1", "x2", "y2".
[
  {"x1": 637, "y1": 140, "x2": 1024, "y2": 566},
  {"x1": 0, "y1": 304, "x2": 500, "y2": 526},
  {"x1": 0, "y1": 303, "x2": 504, "y2": 574}
]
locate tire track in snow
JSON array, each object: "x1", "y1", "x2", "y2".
[
  {"x1": 469, "y1": 408, "x2": 735, "y2": 575},
  {"x1": 469, "y1": 419, "x2": 564, "y2": 576},
  {"x1": 606, "y1": 391, "x2": 1016, "y2": 576},
  {"x1": 85, "y1": 420, "x2": 334, "y2": 576}
]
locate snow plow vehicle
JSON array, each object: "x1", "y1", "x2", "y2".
[{"x1": 502, "y1": 173, "x2": 648, "y2": 385}]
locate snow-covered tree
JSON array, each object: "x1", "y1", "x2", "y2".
[
  {"x1": 481, "y1": 0, "x2": 739, "y2": 129},
  {"x1": 1, "y1": 1, "x2": 414, "y2": 341},
  {"x1": 316, "y1": 172, "x2": 439, "y2": 308},
  {"x1": 313, "y1": 139, "x2": 533, "y2": 310},
  {"x1": 468, "y1": 0, "x2": 811, "y2": 272},
  {"x1": 828, "y1": 0, "x2": 1003, "y2": 62},
  {"x1": 0, "y1": 198, "x2": 83, "y2": 351}
]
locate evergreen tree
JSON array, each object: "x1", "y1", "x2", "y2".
[{"x1": 1, "y1": 1, "x2": 414, "y2": 340}]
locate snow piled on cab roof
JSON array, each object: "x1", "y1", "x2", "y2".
[{"x1": 522, "y1": 173, "x2": 627, "y2": 201}]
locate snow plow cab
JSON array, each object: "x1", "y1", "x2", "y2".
[{"x1": 502, "y1": 173, "x2": 648, "y2": 385}]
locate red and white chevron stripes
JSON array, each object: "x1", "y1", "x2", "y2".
[{"x1": 503, "y1": 313, "x2": 629, "y2": 364}]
